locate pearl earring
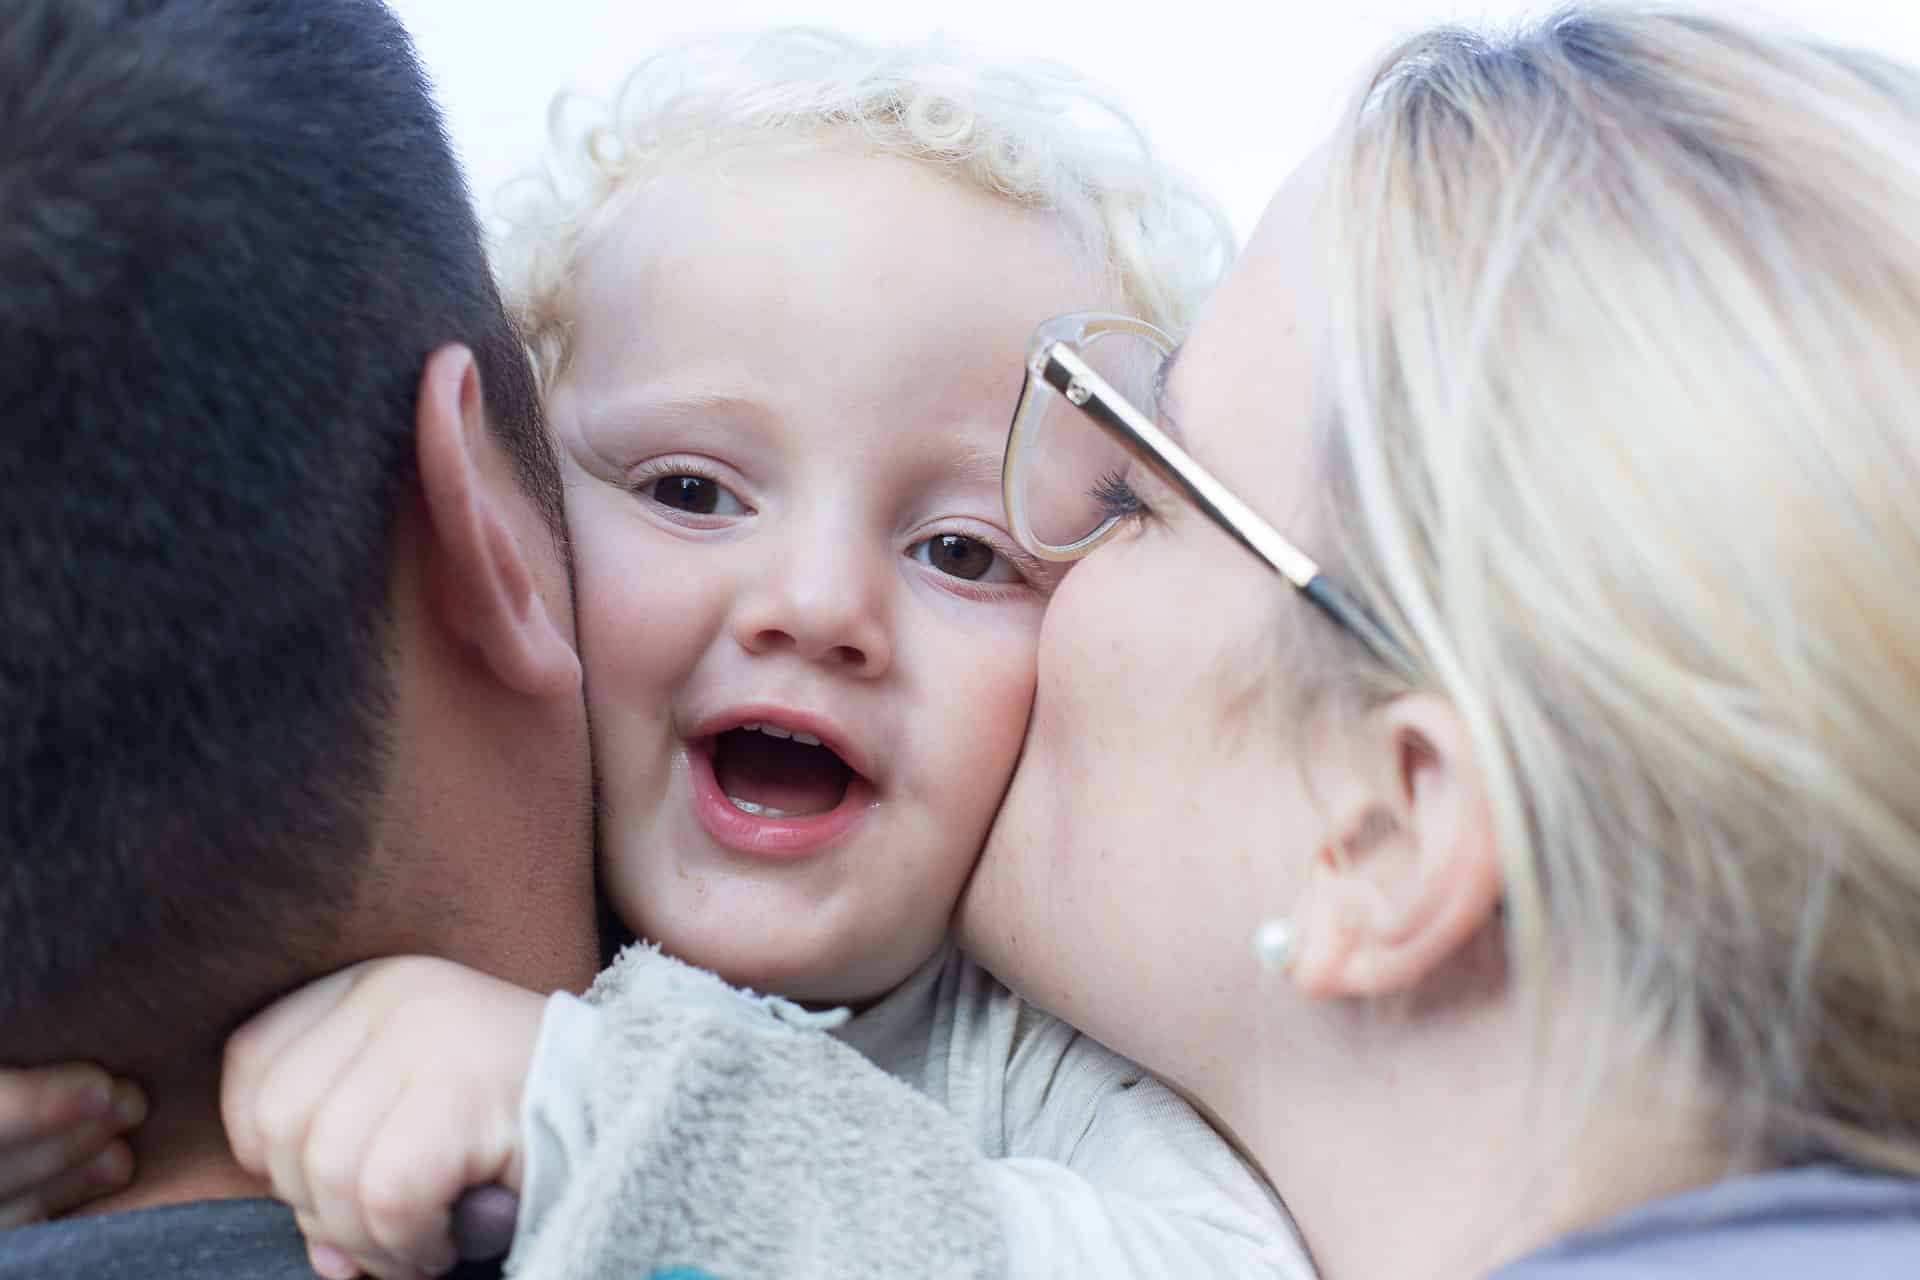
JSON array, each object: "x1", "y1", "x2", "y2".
[{"x1": 1252, "y1": 919, "x2": 1297, "y2": 973}]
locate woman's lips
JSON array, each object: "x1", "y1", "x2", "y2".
[{"x1": 687, "y1": 740, "x2": 875, "y2": 860}]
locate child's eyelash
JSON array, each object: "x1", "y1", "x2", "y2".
[
  {"x1": 626, "y1": 456, "x2": 728, "y2": 489},
  {"x1": 989, "y1": 537, "x2": 1052, "y2": 588}
]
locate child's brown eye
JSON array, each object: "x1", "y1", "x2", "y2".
[
  {"x1": 910, "y1": 533, "x2": 1022, "y2": 585},
  {"x1": 641, "y1": 474, "x2": 746, "y2": 516},
  {"x1": 653, "y1": 476, "x2": 718, "y2": 513},
  {"x1": 930, "y1": 534, "x2": 990, "y2": 579}
]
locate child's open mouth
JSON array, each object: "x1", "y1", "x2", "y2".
[
  {"x1": 685, "y1": 711, "x2": 876, "y2": 860},
  {"x1": 712, "y1": 723, "x2": 852, "y2": 818}
]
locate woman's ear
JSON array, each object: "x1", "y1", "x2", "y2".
[
  {"x1": 1290, "y1": 694, "x2": 1500, "y2": 998},
  {"x1": 413, "y1": 343, "x2": 580, "y2": 701}
]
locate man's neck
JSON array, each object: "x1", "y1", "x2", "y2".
[{"x1": 78, "y1": 1077, "x2": 269, "y2": 1217}]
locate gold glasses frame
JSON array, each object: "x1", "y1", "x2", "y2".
[{"x1": 1001, "y1": 312, "x2": 1409, "y2": 671}]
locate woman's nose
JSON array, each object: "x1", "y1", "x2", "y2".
[{"x1": 730, "y1": 544, "x2": 892, "y2": 678}]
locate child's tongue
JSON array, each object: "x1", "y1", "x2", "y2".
[{"x1": 713, "y1": 730, "x2": 851, "y2": 817}]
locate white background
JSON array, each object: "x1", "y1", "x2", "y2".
[{"x1": 391, "y1": 1, "x2": 1920, "y2": 240}]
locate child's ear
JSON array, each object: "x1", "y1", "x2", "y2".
[
  {"x1": 1290, "y1": 694, "x2": 1501, "y2": 998},
  {"x1": 413, "y1": 343, "x2": 579, "y2": 700}
]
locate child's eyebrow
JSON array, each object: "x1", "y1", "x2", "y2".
[
  {"x1": 945, "y1": 439, "x2": 1010, "y2": 492},
  {"x1": 576, "y1": 390, "x2": 780, "y2": 445}
]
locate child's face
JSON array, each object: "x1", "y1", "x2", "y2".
[{"x1": 545, "y1": 147, "x2": 1105, "y2": 1004}]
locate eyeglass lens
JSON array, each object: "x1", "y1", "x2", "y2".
[{"x1": 1018, "y1": 329, "x2": 1164, "y2": 551}]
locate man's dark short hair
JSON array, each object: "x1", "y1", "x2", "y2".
[{"x1": 0, "y1": 0, "x2": 563, "y2": 1066}]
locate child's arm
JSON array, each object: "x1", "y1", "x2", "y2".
[
  {"x1": 221, "y1": 949, "x2": 1009, "y2": 1280},
  {"x1": 0, "y1": 1065, "x2": 143, "y2": 1228},
  {"x1": 224, "y1": 945, "x2": 1303, "y2": 1280}
]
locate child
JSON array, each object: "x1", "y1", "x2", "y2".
[{"x1": 3, "y1": 30, "x2": 1307, "y2": 1280}]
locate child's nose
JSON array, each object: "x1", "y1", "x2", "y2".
[{"x1": 731, "y1": 553, "x2": 892, "y2": 678}]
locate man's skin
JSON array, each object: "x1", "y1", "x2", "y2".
[{"x1": 88, "y1": 346, "x2": 605, "y2": 1216}]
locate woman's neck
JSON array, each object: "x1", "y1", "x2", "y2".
[{"x1": 1227, "y1": 988, "x2": 1737, "y2": 1279}]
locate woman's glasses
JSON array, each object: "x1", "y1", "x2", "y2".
[{"x1": 1001, "y1": 312, "x2": 1409, "y2": 671}]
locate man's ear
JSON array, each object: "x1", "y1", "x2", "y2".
[
  {"x1": 413, "y1": 343, "x2": 579, "y2": 700},
  {"x1": 1290, "y1": 694, "x2": 1500, "y2": 999}
]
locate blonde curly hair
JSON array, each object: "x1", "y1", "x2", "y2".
[{"x1": 489, "y1": 27, "x2": 1235, "y2": 393}]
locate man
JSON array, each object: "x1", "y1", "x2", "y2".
[{"x1": 0, "y1": 0, "x2": 600, "y2": 1272}]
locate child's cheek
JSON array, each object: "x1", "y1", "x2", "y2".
[{"x1": 929, "y1": 612, "x2": 1040, "y2": 832}]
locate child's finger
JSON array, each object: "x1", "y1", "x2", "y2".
[
  {"x1": 222, "y1": 969, "x2": 363, "y2": 1175},
  {"x1": 249, "y1": 1010, "x2": 382, "y2": 1220},
  {"x1": 301, "y1": 1224, "x2": 408, "y2": 1280},
  {"x1": 0, "y1": 1079, "x2": 144, "y2": 1202},
  {"x1": 354, "y1": 1084, "x2": 474, "y2": 1278},
  {"x1": 300, "y1": 1077, "x2": 464, "y2": 1280},
  {"x1": 299, "y1": 1226, "x2": 362, "y2": 1280},
  {"x1": 297, "y1": 1064, "x2": 412, "y2": 1271}
]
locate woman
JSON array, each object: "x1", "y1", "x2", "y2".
[{"x1": 963, "y1": 6, "x2": 1920, "y2": 1274}]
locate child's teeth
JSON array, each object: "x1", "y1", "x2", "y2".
[
  {"x1": 758, "y1": 724, "x2": 792, "y2": 740},
  {"x1": 791, "y1": 731, "x2": 821, "y2": 747},
  {"x1": 728, "y1": 796, "x2": 788, "y2": 818}
]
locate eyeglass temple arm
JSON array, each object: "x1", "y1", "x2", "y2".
[
  {"x1": 1041, "y1": 347, "x2": 1319, "y2": 586},
  {"x1": 1043, "y1": 346, "x2": 1414, "y2": 673}
]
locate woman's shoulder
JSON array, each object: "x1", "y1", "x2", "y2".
[{"x1": 1493, "y1": 1165, "x2": 1920, "y2": 1279}]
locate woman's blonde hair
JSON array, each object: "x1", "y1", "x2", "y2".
[
  {"x1": 491, "y1": 28, "x2": 1234, "y2": 392},
  {"x1": 1309, "y1": 6, "x2": 1920, "y2": 1173}
]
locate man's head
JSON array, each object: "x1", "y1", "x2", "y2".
[{"x1": 0, "y1": 0, "x2": 598, "y2": 1080}]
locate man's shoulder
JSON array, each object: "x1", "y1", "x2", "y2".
[
  {"x1": 0, "y1": 1198, "x2": 312, "y2": 1279},
  {"x1": 0, "y1": 1198, "x2": 505, "y2": 1280}
]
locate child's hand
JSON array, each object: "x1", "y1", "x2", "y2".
[
  {"x1": 220, "y1": 957, "x2": 545, "y2": 1280},
  {"x1": 0, "y1": 1064, "x2": 144, "y2": 1228}
]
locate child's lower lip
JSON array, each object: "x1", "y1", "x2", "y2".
[{"x1": 687, "y1": 744, "x2": 873, "y2": 860}]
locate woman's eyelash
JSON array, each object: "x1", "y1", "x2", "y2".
[{"x1": 1091, "y1": 470, "x2": 1145, "y2": 519}]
